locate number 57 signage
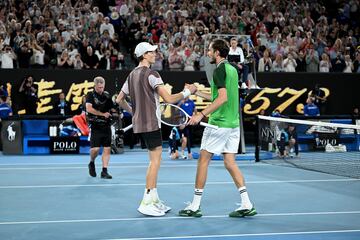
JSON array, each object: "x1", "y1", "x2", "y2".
[{"x1": 243, "y1": 87, "x2": 330, "y2": 115}]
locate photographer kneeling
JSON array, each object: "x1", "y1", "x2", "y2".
[{"x1": 86, "y1": 76, "x2": 116, "y2": 179}]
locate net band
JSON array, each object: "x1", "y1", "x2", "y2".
[{"x1": 259, "y1": 115, "x2": 360, "y2": 130}]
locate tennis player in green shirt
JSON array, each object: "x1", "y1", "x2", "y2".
[{"x1": 179, "y1": 39, "x2": 257, "y2": 218}]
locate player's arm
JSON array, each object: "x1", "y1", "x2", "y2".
[
  {"x1": 157, "y1": 85, "x2": 185, "y2": 103},
  {"x1": 201, "y1": 64, "x2": 227, "y2": 116},
  {"x1": 188, "y1": 88, "x2": 227, "y2": 125},
  {"x1": 156, "y1": 84, "x2": 196, "y2": 104},
  {"x1": 148, "y1": 72, "x2": 196, "y2": 103},
  {"x1": 201, "y1": 88, "x2": 227, "y2": 116},
  {"x1": 115, "y1": 80, "x2": 133, "y2": 114},
  {"x1": 188, "y1": 66, "x2": 227, "y2": 125},
  {"x1": 116, "y1": 91, "x2": 132, "y2": 114},
  {"x1": 195, "y1": 90, "x2": 211, "y2": 101},
  {"x1": 109, "y1": 101, "x2": 118, "y2": 115}
]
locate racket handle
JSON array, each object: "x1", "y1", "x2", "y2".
[
  {"x1": 122, "y1": 124, "x2": 133, "y2": 133},
  {"x1": 199, "y1": 122, "x2": 218, "y2": 130}
]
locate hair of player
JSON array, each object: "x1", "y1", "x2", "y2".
[
  {"x1": 137, "y1": 55, "x2": 145, "y2": 62},
  {"x1": 211, "y1": 39, "x2": 230, "y2": 58}
]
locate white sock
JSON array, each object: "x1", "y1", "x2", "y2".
[
  {"x1": 150, "y1": 188, "x2": 160, "y2": 202},
  {"x1": 191, "y1": 188, "x2": 203, "y2": 210},
  {"x1": 238, "y1": 186, "x2": 252, "y2": 209},
  {"x1": 142, "y1": 188, "x2": 152, "y2": 204}
]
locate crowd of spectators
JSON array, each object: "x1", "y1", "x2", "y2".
[{"x1": 0, "y1": 0, "x2": 359, "y2": 73}]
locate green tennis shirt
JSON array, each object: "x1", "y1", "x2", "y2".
[{"x1": 208, "y1": 60, "x2": 240, "y2": 128}]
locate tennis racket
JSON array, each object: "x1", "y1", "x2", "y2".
[
  {"x1": 117, "y1": 124, "x2": 133, "y2": 133},
  {"x1": 156, "y1": 103, "x2": 218, "y2": 129},
  {"x1": 119, "y1": 103, "x2": 218, "y2": 131}
]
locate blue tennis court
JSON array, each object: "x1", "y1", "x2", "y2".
[{"x1": 0, "y1": 148, "x2": 359, "y2": 240}]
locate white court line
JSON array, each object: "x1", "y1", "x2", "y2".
[
  {"x1": 0, "y1": 162, "x2": 258, "y2": 168},
  {"x1": 0, "y1": 178, "x2": 359, "y2": 189},
  {"x1": 0, "y1": 162, "x2": 150, "y2": 166},
  {"x1": 0, "y1": 163, "x2": 257, "y2": 170},
  {"x1": 105, "y1": 229, "x2": 360, "y2": 240},
  {"x1": 0, "y1": 211, "x2": 359, "y2": 225}
]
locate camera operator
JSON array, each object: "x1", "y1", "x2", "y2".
[
  {"x1": 19, "y1": 75, "x2": 38, "y2": 115},
  {"x1": 86, "y1": 76, "x2": 116, "y2": 179}
]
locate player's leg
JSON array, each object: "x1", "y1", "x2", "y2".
[
  {"x1": 138, "y1": 130, "x2": 169, "y2": 216},
  {"x1": 195, "y1": 150, "x2": 213, "y2": 189},
  {"x1": 222, "y1": 127, "x2": 256, "y2": 218},
  {"x1": 179, "y1": 127, "x2": 226, "y2": 217},
  {"x1": 146, "y1": 145, "x2": 162, "y2": 190},
  {"x1": 178, "y1": 149, "x2": 212, "y2": 217},
  {"x1": 224, "y1": 153, "x2": 257, "y2": 217},
  {"x1": 148, "y1": 144, "x2": 171, "y2": 212},
  {"x1": 223, "y1": 153, "x2": 245, "y2": 187}
]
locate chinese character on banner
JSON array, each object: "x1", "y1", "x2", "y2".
[
  {"x1": 36, "y1": 79, "x2": 62, "y2": 114},
  {"x1": 66, "y1": 80, "x2": 95, "y2": 111}
]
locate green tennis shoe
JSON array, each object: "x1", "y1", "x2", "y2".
[
  {"x1": 229, "y1": 207, "x2": 257, "y2": 218},
  {"x1": 178, "y1": 208, "x2": 202, "y2": 217}
]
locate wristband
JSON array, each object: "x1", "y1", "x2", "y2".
[
  {"x1": 200, "y1": 112, "x2": 206, "y2": 118},
  {"x1": 182, "y1": 88, "x2": 191, "y2": 98}
]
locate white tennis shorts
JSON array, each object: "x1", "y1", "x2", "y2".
[{"x1": 200, "y1": 127, "x2": 240, "y2": 155}]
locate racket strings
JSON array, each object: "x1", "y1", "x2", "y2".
[{"x1": 159, "y1": 105, "x2": 188, "y2": 126}]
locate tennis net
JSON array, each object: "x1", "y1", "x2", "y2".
[{"x1": 255, "y1": 115, "x2": 360, "y2": 178}]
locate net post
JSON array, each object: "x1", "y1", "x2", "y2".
[{"x1": 255, "y1": 115, "x2": 260, "y2": 162}]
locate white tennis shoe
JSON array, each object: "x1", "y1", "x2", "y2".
[
  {"x1": 138, "y1": 202, "x2": 165, "y2": 217},
  {"x1": 154, "y1": 200, "x2": 171, "y2": 213}
]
